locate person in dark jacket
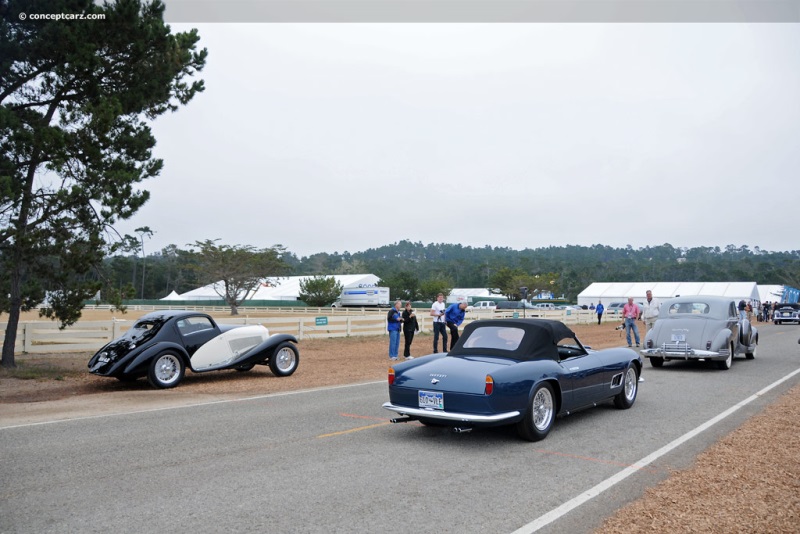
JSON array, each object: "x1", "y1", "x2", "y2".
[
  {"x1": 401, "y1": 301, "x2": 419, "y2": 359},
  {"x1": 596, "y1": 300, "x2": 604, "y2": 325},
  {"x1": 444, "y1": 301, "x2": 468, "y2": 350},
  {"x1": 387, "y1": 300, "x2": 403, "y2": 360}
]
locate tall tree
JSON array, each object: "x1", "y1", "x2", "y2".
[
  {"x1": 298, "y1": 275, "x2": 343, "y2": 307},
  {"x1": 188, "y1": 240, "x2": 288, "y2": 315},
  {"x1": 0, "y1": 0, "x2": 206, "y2": 367}
]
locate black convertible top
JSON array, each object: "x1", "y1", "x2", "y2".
[{"x1": 448, "y1": 319, "x2": 578, "y2": 361}]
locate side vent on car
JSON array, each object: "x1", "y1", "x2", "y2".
[
  {"x1": 610, "y1": 372, "x2": 623, "y2": 388},
  {"x1": 229, "y1": 336, "x2": 264, "y2": 357}
]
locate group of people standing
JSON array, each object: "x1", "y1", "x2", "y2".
[
  {"x1": 386, "y1": 293, "x2": 468, "y2": 360},
  {"x1": 620, "y1": 291, "x2": 661, "y2": 349},
  {"x1": 388, "y1": 290, "x2": 663, "y2": 361}
]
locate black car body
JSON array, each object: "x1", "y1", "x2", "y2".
[{"x1": 88, "y1": 310, "x2": 299, "y2": 388}]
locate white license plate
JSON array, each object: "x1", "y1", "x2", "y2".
[
  {"x1": 418, "y1": 390, "x2": 444, "y2": 410},
  {"x1": 671, "y1": 334, "x2": 686, "y2": 342}
]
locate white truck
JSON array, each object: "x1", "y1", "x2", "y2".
[
  {"x1": 468, "y1": 301, "x2": 497, "y2": 312},
  {"x1": 331, "y1": 287, "x2": 390, "y2": 307}
]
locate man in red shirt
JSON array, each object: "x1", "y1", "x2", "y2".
[{"x1": 622, "y1": 297, "x2": 641, "y2": 348}]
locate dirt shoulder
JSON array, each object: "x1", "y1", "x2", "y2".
[{"x1": 2, "y1": 322, "x2": 799, "y2": 532}]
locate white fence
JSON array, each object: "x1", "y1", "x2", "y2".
[{"x1": 1, "y1": 308, "x2": 608, "y2": 354}]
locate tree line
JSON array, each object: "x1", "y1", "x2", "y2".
[{"x1": 100, "y1": 239, "x2": 800, "y2": 305}]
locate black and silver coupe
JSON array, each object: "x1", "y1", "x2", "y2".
[
  {"x1": 88, "y1": 310, "x2": 299, "y2": 388},
  {"x1": 383, "y1": 319, "x2": 643, "y2": 441}
]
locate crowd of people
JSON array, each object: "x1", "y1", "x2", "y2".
[
  {"x1": 386, "y1": 291, "x2": 784, "y2": 360},
  {"x1": 386, "y1": 293, "x2": 467, "y2": 360}
]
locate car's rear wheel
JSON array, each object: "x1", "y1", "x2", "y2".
[
  {"x1": 516, "y1": 382, "x2": 555, "y2": 442},
  {"x1": 649, "y1": 356, "x2": 664, "y2": 368},
  {"x1": 614, "y1": 366, "x2": 639, "y2": 409},
  {"x1": 147, "y1": 352, "x2": 185, "y2": 388},
  {"x1": 268, "y1": 342, "x2": 299, "y2": 377},
  {"x1": 717, "y1": 343, "x2": 734, "y2": 370}
]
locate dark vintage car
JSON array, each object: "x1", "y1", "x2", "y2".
[
  {"x1": 640, "y1": 296, "x2": 757, "y2": 370},
  {"x1": 88, "y1": 310, "x2": 299, "y2": 388},
  {"x1": 382, "y1": 319, "x2": 642, "y2": 441},
  {"x1": 773, "y1": 303, "x2": 800, "y2": 325}
]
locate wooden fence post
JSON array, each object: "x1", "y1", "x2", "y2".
[{"x1": 22, "y1": 323, "x2": 32, "y2": 353}]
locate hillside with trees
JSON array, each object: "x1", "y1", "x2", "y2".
[{"x1": 98, "y1": 240, "x2": 800, "y2": 303}]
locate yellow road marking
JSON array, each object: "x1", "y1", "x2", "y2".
[{"x1": 317, "y1": 421, "x2": 391, "y2": 438}]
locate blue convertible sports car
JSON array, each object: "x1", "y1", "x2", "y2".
[{"x1": 383, "y1": 319, "x2": 643, "y2": 441}]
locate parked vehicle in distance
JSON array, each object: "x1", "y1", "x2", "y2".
[
  {"x1": 88, "y1": 310, "x2": 299, "y2": 388},
  {"x1": 530, "y1": 302, "x2": 556, "y2": 311},
  {"x1": 331, "y1": 286, "x2": 390, "y2": 307},
  {"x1": 383, "y1": 319, "x2": 642, "y2": 441},
  {"x1": 468, "y1": 300, "x2": 497, "y2": 312},
  {"x1": 640, "y1": 296, "x2": 757, "y2": 370},
  {"x1": 772, "y1": 303, "x2": 800, "y2": 325},
  {"x1": 496, "y1": 301, "x2": 530, "y2": 310}
]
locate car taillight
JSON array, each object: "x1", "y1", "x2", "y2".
[
  {"x1": 485, "y1": 375, "x2": 494, "y2": 395},
  {"x1": 388, "y1": 368, "x2": 395, "y2": 385},
  {"x1": 647, "y1": 339, "x2": 653, "y2": 348},
  {"x1": 706, "y1": 341, "x2": 712, "y2": 350}
]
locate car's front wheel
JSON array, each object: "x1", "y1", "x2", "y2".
[
  {"x1": 268, "y1": 342, "x2": 299, "y2": 377},
  {"x1": 649, "y1": 356, "x2": 664, "y2": 368},
  {"x1": 147, "y1": 352, "x2": 185, "y2": 388},
  {"x1": 614, "y1": 365, "x2": 639, "y2": 409},
  {"x1": 745, "y1": 345, "x2": 757, "y2": 360},
  {"x1": 516, "y1": 382, "x2": 556, "y2": 442}
]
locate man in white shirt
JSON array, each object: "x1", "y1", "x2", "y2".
[
  {"x1": 430, "y1": 293, "x2": 447, "y2": 353},
  {"x1": 641, "y1": 290, "x2": 661, "y2": 334}
]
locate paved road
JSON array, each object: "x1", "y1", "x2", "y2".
[{"x1": 1, "y1": 325, "x2": 798, "y2": 533}]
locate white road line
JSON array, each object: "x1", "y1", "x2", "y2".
[
  {"x1": 0, "y1": 380, "x2": 385, "y2": 430},
  {"x1": 512, "y1": 367, "x2": 800, "y2": 534}
]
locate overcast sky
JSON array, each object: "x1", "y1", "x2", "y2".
[{"x1": 115, "y1": 23, "x2": 800, "y2": 258}]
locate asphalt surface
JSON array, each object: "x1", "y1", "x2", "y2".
[{"x1": 1, "y1": 324, "x2": 798, "y2": 534}]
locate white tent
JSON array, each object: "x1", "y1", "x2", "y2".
[
  {"x1": 577, "y1": 282, "x2": 760, "y2": 307},
  {"x1": 757, "y1": 285, "x2": 785, "y2": 304},
  {"x1": 175, "y1": 274, "x2": 381, "y2": 301},
  {"x1": 160, "y1": 290, "x2": 183, "y2": 301}
]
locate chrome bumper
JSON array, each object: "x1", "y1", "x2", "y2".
[
  {"x1": 640, "y1": 346, "x2": 727, "y2": 360},
  {"x1": 382, "y1": 402, "x2": 520, "y2": 423}
]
